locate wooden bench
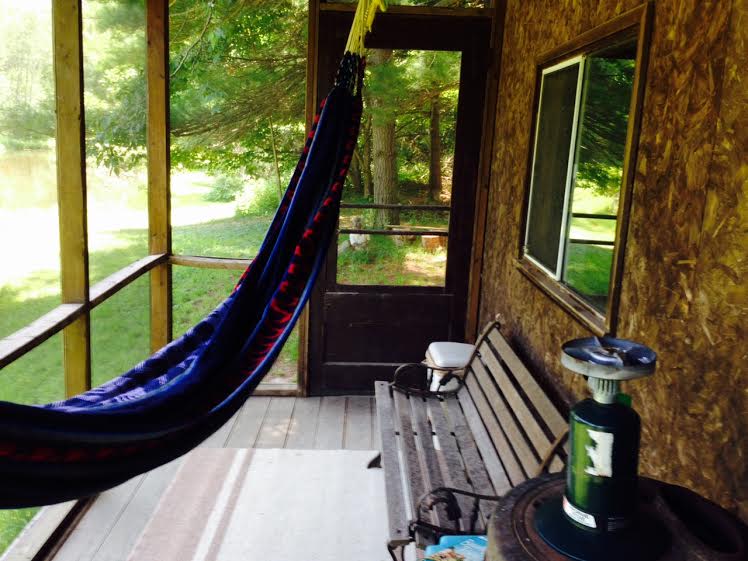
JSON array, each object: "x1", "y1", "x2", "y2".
[{"x1": 373, "y1": 318, "x2": 570, "y2": 560}]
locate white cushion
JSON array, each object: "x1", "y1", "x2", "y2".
[{"x1": 425, "y1": 342, "x2": 474, "y2": 369}]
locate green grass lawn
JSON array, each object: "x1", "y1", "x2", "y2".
[
  {"x1": 565, "y1": 187, "x2": 618, "y2": 312},
  {"x1": 0, "y1": 166, "x2": 299, "y2": 554},
  {"x1": 337, "y1": 234, "x2": 447, "y2": 286}
]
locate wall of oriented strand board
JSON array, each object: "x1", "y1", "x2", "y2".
[{"x1": 479, "y1": 0, "x2": 747, "y2": 518}]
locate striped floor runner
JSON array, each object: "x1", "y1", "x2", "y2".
[{"x1": 128, "y1": 448, "x2": 390, "y2": 561}]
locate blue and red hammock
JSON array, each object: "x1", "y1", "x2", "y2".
[{"x1": 0, "y1": 50, "x2": 366, "y2": 508}]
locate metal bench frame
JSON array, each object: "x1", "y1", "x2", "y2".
[{"x1": 373, "y1": 318, "x2": 570, "y2": 561}]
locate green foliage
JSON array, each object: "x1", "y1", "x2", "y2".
[
  {"x1": 575, "y1": 54, "x2": 636, "y2": 197},
  {"x1": 168, "y1": 0, "x2": 308, "y2": 174},
  {"x1": 0, "y1": 3, "x2": 56, "y2": 151},
  {"x1": 236, "y1": 178, "x2": 281, "y2": 217},
  {"x1": 564, "y1": 244, "x2": 614, "y2": 312},
  {"x1": 338, "y1": 235, "x2": 394, "y2": 267},
  {"x1": 82, "y1": 0, "x2": 148, "y2": 173},
  {"x1": 205, "y1": 175, "x2": 246, "y2": 202},
  {"x1": 0, "y1": 509, "x2": 38, "y2": 554}
]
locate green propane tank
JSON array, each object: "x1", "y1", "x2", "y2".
[
  {"x1": 566, "y1": 393, "x2": 641, "y2": 532},
  {"x1": 534, "y1": 336, "x2": 670, "y2": 561}
]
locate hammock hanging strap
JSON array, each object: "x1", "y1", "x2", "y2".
[{"x1": 345, "y1": 0, "x2": 387, "y2": 56}]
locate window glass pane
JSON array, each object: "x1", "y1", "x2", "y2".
[
  {"x1": 173, "y1": 266, "x2": 299, "y2": 386},
  {"x1": 90, "y1": 276, "x2": 150, "y2": 387},
  {"x1": 0, "y1": 1, "x2": 60, "y2": 340},
  {"x1": 563, "y1": 46, "x2": 635, "y2": 313},
  {"x1": 83, "y1": 1, "x2": 149, "y2": 284},
  {"x1": 337, "y1": 49, "x2": 459, "y2": 287},
  {"x1": 525, "y1": 62, "x2": 580, "y2": 274},
  {"x1": 170, "y1": 1, "x2": 308, "y2": 259}
]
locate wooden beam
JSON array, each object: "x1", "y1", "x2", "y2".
[
  {"x1": 0, "y1": 305, "x2": 84, "y2": 371},
  {"x1": 0, "y1": 499, "x2": 92, "y2": 561},
  {"x1": 53, "y1": 0, "x2": 90, "y2": 396},
  {"x1": 299, "y1": 0, "x2": 321, "y2": 397},
  {"x1": 1, "y1": 255, "x2": 169, "y2": 372},
  {"x1": 170, "y1": 255, "x2": 252, "y2": 270},
  {"x1": 90, "y1": 254, "x2": 168, "y2": 307},
  {"x1": 466, "y1": 0, "x2": 505, "y2": 341},
  {"x1": 146, "y1": 0, "x2": 172, "y2": 353},
  {"x1": 319, "y1": 3, "x2": 492, "y2": 18}
]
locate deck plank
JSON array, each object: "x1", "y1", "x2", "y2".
[
  {"x1": 53, "y1": 476, "x2": 145, "y2": 561},
  {"x1": 90, "y1": 460, "x2": 183, "y2": 561},
  {"x1": 224, "y1": 396, "x2": 271, "y2": 447},
  {"x1": 201, "y1": 410, "x2": 241, "y2": 448},
  {"x1": 48, "y1": 396, "x2": 366, "y2": 561},
  {"x1": 255, "y1": 397, "x2": 296, "y2": 448},
  {"x1": 344, "y1": 396, "x2": 374, "y2": 450},
  {"x1": 314, "y1": 396, "x2": 346, "y2": 449},
  {"x1": 284, "y1": 396, "x2": 322, "y2": 449}
]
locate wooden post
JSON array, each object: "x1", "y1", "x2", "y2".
[
  {"x1": 297, "y1": 0, "x2": 322, "y2": 397},
  {"x1": 465, "y1": 0, "x2": 505, "y2": 341},
  {"x1": 53, "y1": 0, "x2": 91, "y2": 396},
  {"x1": 147, "y1": 0, "x2": 172, "y2": 352}
]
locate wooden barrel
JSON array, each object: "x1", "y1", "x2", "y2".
[{"x1": 487, "y1": 474, "x2": 747, "y2": 561}]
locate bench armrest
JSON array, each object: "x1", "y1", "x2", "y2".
[
  {"x1": 393, "y1": 363, "x2": 431, "y2": 391},
  {"x1": 411, "y1": 487, "x2": 501, "y2": 539},
  {"x1": 392, "y1": 363, "x2": 465, "y2": 397}
]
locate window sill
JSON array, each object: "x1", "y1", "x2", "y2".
[{"x1": 514, "y1": 257, "x2": 609, "y2": 336}]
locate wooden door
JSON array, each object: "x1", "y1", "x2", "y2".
[{"x1": 308, "y1": 6, "x2": 492, "y2": 395}]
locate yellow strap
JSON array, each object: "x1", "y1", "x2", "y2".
[{"x1": 344, "y1": 0, "x2": 387, "y2": 56}]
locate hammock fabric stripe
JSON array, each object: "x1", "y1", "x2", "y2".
[{"x1": 0, "y1": 54, "x2": 364, "y2": 508}]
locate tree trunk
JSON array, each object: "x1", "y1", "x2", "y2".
[
  {"x1": 428, "y1": 94, "x2": 443, "y2": 202},
  {"x1": 350, "y1": 149, "x2": 363, "y2": 193},
  {"x1": 268, "y1": 114, "x2": 283, "y2": 202},
  {"x1": 370, "y1": 49, "x2": 399, "y2": 227},
  {"x1": 362, "y1": 114, "x2": 373, "y2": 199}
]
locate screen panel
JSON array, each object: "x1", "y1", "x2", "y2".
[{"x1": 525, "y1": 62, "x2": 580, "y2": 274}]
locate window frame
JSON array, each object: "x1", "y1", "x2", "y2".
[
  {"x1": 523, "y1": 55, "x2": 586, "y2": 280},
  {"x1": 517, "y1": 3, "x2": 653, "y2": 336}
]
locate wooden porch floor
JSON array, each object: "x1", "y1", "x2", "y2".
[{"x1": 45, "y1": 396, "x2": 380, "y2": 561}]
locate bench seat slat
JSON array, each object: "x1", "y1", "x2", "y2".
[
  {"x1": 393, "y1": 390, "x2": 426, "y2": 522},
  {"x1": 409, "y1": 395, "x2": 450, "y2": 530},
  {"x1": 487, "y1": 330, "x2": 567, "y2": 436},
  {"x1": 471, "y1": 356, "x2": 540, "y2": 476},
  {"x1": 374, "y1": 382, "x2": 410, "y2": 546},
  {"x1": 426, "y1": 398, "x2": 481, "y2": 530}
]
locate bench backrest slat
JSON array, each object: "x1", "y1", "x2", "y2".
[
  {"x1": 462, "y1": 374, "x2": 525, "y2": 487},
  {"x1": 455, "y1": 324, "x2": 569, "y2": 489},
  {"x1": 478, "y1": 341, "x2": 553, "y2": 454},
  {"x1": 469, "y1": 356, "x2": 540, "y2": 477},
  {"x1": 486, "y1": 329, "x2": 567, "y2": 436}
]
